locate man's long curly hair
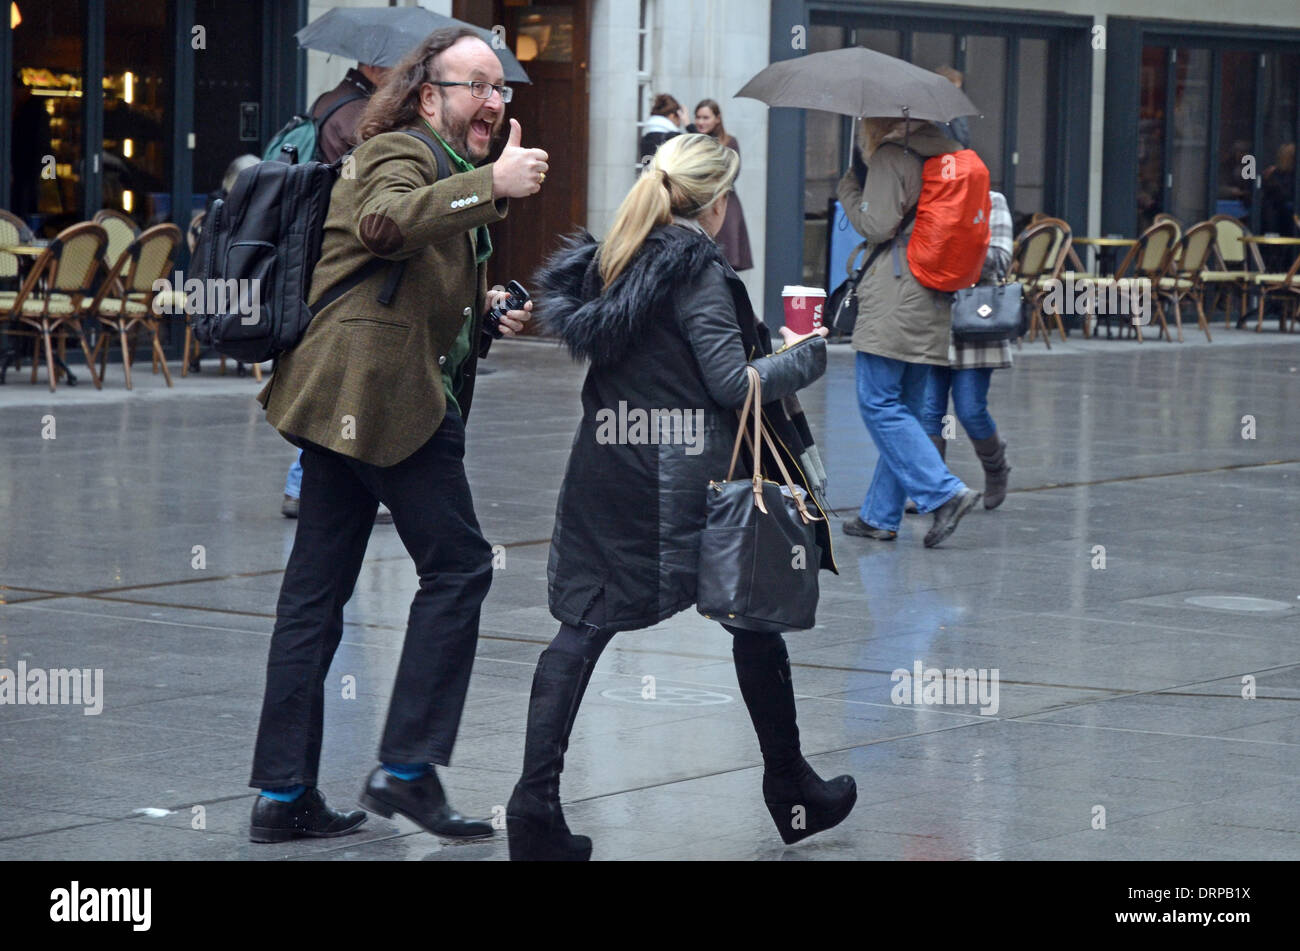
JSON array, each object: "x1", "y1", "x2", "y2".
[{"x1": 354, "y1": 26, "x2": 483, "y2": 143}]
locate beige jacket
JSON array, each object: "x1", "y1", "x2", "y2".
[{"x1": 836, "y1": 122, "x2": 961, "y2": 365}]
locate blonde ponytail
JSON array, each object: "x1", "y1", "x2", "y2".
[{"x1": 599, "y1": 133, "x2": 739, "y2": 288}]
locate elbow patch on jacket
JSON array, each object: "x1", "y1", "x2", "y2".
[{"x1": 360, "y1": 213, "x2": 403, "y2": 256}]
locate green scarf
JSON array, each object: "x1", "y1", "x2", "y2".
[{"x1": 422, "y1": 119, "x2": 493, "y2": 264}]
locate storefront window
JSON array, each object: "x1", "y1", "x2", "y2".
[
  {"x1": 104, "y1": 0, "x2": 170, "y2": 228},
  {"x1": 1171, "y1": 48, "x2": 1211, "y2": 226},
  {"x1": 12, "y1": 0, "x2": 85, "y2": 236},
  {"x1": 1015, "y1": 38, "x2": 1050, "y2": 217},
  {"x1": 1137, "y1": 46, "x2": 1167, "y2": 233},
  {"x1": 802, "y1": 24, "x2": 848, "y2": 287},
  {"x1": 964, "y1": 35, "x2": 1007, "y2": 192},
  {"x1": 912, "y1": 32, "x2": 955, "y2": 72},
  {"x1": 1215, "y1": 50, "x2": 1255, "y2": 222},
  {"x1": 1259, "y1": 52, "x2": 1297, "y2": 239}
]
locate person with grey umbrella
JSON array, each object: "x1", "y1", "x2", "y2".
[{"x1": 836, "y1": 117, "x2": 982, "y2": 547}]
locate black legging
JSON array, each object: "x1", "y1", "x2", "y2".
[{"x1": 548, "y1": 595, "x2": 785, "y2": 663}]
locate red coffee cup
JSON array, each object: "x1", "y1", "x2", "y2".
[{"x1": 782, "y1": 285, "x2": 826, "y2": 334}]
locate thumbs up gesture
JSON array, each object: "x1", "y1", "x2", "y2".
[{"x1": 492, "y1": 119, "x2": 550, "y2": 199}]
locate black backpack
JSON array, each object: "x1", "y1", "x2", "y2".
[{"x1": 190, "y1": 130, "x2": 451, "y2": 364}]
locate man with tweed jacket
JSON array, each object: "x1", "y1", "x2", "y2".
[{"x1": 247, "y1": 28, "x2": 547, "y2": 844}]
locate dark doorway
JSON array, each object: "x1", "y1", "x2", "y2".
[{"x1": 456, "y1": 0, "x2": 589, "y2": 315}]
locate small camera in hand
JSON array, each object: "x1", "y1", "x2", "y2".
[{"x1": 484, "y1": 280, "x2": 530, "y2": 338}]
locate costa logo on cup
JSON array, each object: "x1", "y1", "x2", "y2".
[{"x1": 781, "y1": 285, "x2": 826, "y2": 335}]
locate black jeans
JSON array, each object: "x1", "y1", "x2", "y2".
[{"x1": 249, "y1": 412, "x2": 493, "y2": 788}]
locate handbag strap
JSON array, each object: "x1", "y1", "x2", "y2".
[
  {"x1": 725, "y1": 367, "x2": 816, "y2": 524},
  {"x1": 725, "y1": 367, "x2": 759, "y2": 482}
]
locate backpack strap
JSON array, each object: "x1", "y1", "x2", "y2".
[
  {"x1": 309, "y1": 129, "x2": 462, "y2": 315},
  {"x1": 855, "y1": 205, "x2": 917, "y2": 283},
  {"x1": 396, "y1": 128, "x2": 453, "y2": 183}
]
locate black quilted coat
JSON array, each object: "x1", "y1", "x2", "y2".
[{"x1": 535, "y1": 223, "x2": 834, "y2": 632}]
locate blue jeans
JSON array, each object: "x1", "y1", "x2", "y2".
[
  {"x1": 921, "y1": 367, "x2": 996, "y2": 441},
  {"x1": 284, "y1": 450, "x2": 303, "y2": 499},
  {"x1": 856, "y1": 352, "x2": 966, "y2": 531}
]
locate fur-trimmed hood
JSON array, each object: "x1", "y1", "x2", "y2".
[{"x1": 533, "y1": 224, "x2": 730, "y2": 367}]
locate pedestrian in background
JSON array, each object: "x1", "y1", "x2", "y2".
[
  {"x1": 919, "y1": 190, "x2": 1014, "y2": 510},
  {"x1": 837, "y1": 117, "x2": 982, "y2": 547},
  {"x1": 692, "y1": 98, "x2": 753, "y2": 271},
  {"x1": 638, "y1": 92, "x2": 683, "y2": 163},
  {"x1": 934, "y1": 66, "x2": 972, "y2": 149},
  {"x1": 282, "y1": 60, "x2": 393, "y2": 523},
  {"x1": 510, "y1": 133, "x2": 854, "y2": 861}
]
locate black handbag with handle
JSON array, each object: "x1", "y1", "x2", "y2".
[
  {"x1": 826, "y1": 207, "x2": 917, "y2": 337},
  {"x1": 949, "y1": 281, "x2": 1024, "y2": 341},
  {"x1": 696, "y1": 366, "x2": 823, "y2": 633}
]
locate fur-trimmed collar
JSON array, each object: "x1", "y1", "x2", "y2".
[{"x1": 533, "y1": 224, "x2": 729, "y2": 366}]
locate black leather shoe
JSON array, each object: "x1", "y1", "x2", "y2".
[
  {"x1": 842, "y1": 516, "x2": 896, "y2": 540},
  {"x1": 249, "y1": 788, "x2": 368, "y2": 843},
  {"x1": 923, "y1": 488, "x2": 982, "y2": 548},
  {"x1": 358, "y1": 766, "x2": 493, "y2": 840}
]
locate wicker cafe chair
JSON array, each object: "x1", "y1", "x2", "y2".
[
  {"x1": 0, "y1": 222, "x2": 106, "y2": 391},
  {"x1": 1155, "y1": 220, "x2": 1216, "y2": 342},
  {"x1": 83, "y1": 223, "x2": 182, "y2": 389},
  {"x1": 1153, "y1": 212, "x2": 1184, "y2": 246},
  {"x1": 1203, "y1": 215, "x2": 1265, "y2": 328},
  {"x1": 1253, "y1": 249, "x2": 1300, "y2": 334},
  {"x1": 1007, "y1": 218, "x2": 1072, "y2": 348},
  {"x1": 0, "y1": 210, "x2": 34, "y2": 382},
  {"x1": 92, "y1": 209, "x2": 141, "y2": 276},
  {"x1": 0, "y1": 209, "x2": 34, "y2": 285},
  {"x1": 1084, "y1": 220, "x2": 1179, "y2": 342}
]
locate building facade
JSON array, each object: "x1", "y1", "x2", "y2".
[{"x1": 6, "y1": 0, "x2": 1298, "y2": 334}]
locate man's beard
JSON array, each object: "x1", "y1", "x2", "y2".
[{"x1": 435, "y1": 101, "x2": 501, "y2": 164}]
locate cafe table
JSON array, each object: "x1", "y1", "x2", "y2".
[{"x1": 1241, "y1": 236, "x2": 1300, "y2": 332}]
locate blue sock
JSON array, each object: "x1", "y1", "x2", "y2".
[
  {"x1": 381, "y1": 762, "x2": 429, "y2": 781},
  {"x1": 260, "y1": 784, "x2": 306, "y2": 802}
]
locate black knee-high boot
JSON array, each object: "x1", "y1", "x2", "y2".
[
  {"x1": 506, "y1": 648, "x2": 595, "y2": 861},
  {"x1": 732, "y1": 638, "x2": 857, "y2": 844}
]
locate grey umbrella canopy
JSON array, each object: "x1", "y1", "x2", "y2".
[
  {"x1": 296, "y1": 6, "x2": 530, "y2": 84},
  {"x1": 736, "y1": 46, "x2": 976, "y2": 121}
]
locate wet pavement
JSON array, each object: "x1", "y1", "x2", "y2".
[{"x1": 2, "y1": 330, "x2": 1298, "y2": 861}]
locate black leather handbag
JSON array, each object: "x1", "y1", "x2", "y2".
[
  {"x1": 697, "y1": 367, "x2": 822, "y2": 633},
  {"x1": 826, "y1": 241, "x2": 868, "y2": 337},
  {"x1": 950, "y1": 281, "x2": 1024, "y2": 341}
]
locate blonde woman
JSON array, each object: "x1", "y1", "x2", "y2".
[{"x1": 509, "y1": 134, "x2": 855, "y2": 860}]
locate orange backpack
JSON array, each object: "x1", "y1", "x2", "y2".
[{"x1": 907, "y1": 149, "x2": 992, "y2": 292}]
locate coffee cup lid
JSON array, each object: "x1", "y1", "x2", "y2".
[{"x1": 781, "y1": 285, "x2": 826, "y2": 297}]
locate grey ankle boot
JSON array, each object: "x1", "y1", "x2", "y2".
[{"x1": 971, "y1": 434, "x2": 1010, "y2": 510}]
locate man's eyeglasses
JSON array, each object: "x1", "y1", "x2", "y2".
[{"x1": 432, "y1": 80, "x2": 513, "y2": 104}]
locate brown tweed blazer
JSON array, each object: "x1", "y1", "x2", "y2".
[{"x1": 258, "y1": 123, "x2": 508, "y2": 466}]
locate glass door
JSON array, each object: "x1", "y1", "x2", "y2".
[
  {"x1": 12, "y1": 0, "x2": 86, "y2": 236},
  {"x1": 104, "y1": 0, "x2": 171, "y2": 228}
]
